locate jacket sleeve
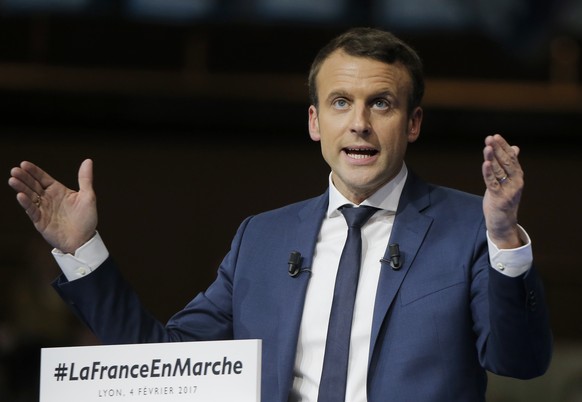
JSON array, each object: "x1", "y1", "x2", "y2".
[
  {"x1": 470, "y1": 221, "x2": 553, "y2": 379},
  {"x1": 52, "y1": 217, "x2": 253, "y2": 345}
]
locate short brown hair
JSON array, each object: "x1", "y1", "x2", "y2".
[{"x1": 308, "y1": 27, "x2": 424, "y2": 114}]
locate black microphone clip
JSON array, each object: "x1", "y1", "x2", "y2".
[
  {"x1": 380, "y1": 243, "x2": 402, "y2": 270},
  {"x1": 288, "y1": 251, "x2": 303, "y2": 277}
]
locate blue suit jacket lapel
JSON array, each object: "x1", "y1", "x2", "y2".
[
  {"x1": 370, "y1": 172, "x2": 434, "y2": 356},
  {"x1": 276, "y1": 191, "x2": 328, "y2": 398}
]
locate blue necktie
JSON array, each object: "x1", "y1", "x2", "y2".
[{"x1": 318, "y1": 205, "x2": 378, "y2": 402}]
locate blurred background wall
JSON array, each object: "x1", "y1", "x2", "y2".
[{"x1": 1, "y1": 1, "x2": 581, "y2": 400}]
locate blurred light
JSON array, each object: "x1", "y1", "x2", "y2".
[
  {"x1": 375, "y1": 0, "x2": 476, "y2": 30},
  {"x1": 2, "y1": 0, "x2": 89, "y2": 12},
  {"x1": 556, "y1": 0, "x2": 582, "y2": 36},
  {"x1": 255, "y1": 0, "x2": 348, "y2": 21},
  {"x1": 126, "y1": 0, "x2": 216, "y2": 21}
]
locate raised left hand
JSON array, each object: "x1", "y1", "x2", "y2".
[{"x1": 482, "y1": 134, "x2": 524, "y2": 249}]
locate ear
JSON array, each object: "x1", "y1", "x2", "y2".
[
  {"x1": 308, "y1": 105, "x2": 321, "y2": 141},
  {"x1": 407, "y1": 106, "x2": 423, "y2": 143}
]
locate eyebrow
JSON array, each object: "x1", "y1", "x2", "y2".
[
  {"x1": 325, "y1": 90, "x2": 351, "y2": 104},
  {"x1": 367, "y1": 90, "x2": 396, "y2": 100}
]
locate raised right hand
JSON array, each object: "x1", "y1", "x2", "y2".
[{"x1": 8, "y1": 159, "x2": 98, "y2": 254}]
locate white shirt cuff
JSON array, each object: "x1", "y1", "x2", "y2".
[
  {"x1": 52, "y1": 232, "x2": 109, "y2": 282},
  {"x1": 487, "y1": 225, "x2": 533, "y2": 278}
]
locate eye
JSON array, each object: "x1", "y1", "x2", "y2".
[
  {"x1": 332, "y1": 98, "x2": 349, "y2": 109},
  {"x1": 372, "y1": 98, "x2": 390, "y2": 110}
]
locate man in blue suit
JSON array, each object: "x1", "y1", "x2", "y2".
[{"x1": 9, "y1": 27, "x2": 551, "y2": 401}]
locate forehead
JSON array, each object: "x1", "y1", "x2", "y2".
[{"x1": 316, "y1": 50, "x2": 412, "y2": 98}]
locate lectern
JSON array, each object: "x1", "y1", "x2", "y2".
[{"x1": 40, "y1": 339, "x2": 261, "y2": 401}]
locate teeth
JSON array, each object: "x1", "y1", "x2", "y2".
[
  {"x1": 347, "y1": 153, "x2": 370, "y2": 159},
  {"x1": 345, "y1": 148, "x2": 377, "y2": 159}
]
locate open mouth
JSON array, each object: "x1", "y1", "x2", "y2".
[{"x1": 343, "y1": 147, "x2": 379, "y2": 159}]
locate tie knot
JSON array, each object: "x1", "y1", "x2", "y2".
[{"x1": 340, "y1": 205, "x2": 377, "y2": 229}]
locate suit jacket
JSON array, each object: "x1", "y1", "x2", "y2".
[{"x1": 53, "y1": 171, "x2": 552, "y2": 402}]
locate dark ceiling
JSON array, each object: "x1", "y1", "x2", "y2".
[{"x1": 0, "y1": 1, "x2": 580, "y2": 144}]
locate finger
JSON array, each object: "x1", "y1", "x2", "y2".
[
  {"x1": 487, "y1": 135, "x2": 520, "y2": 177},
  {"x1": 77, "y1": 159, "x2": 94, "y2": 193},
  {"x1": 8, "y1": 167, "x2": 42, "y2": 201},
  {"x1": 484, "y1": 135, "x2": 523, "y2": 187},
  {"x1": 482, "y1": 142, "x2": 507, "y2": 184},
  {"x1": 488, "y1": 153, "x2": 508, "y2": 181},
  {"x1": 511, "y1": 145, "x2": 520, "y2": 157},
  {"x1": 20, "y1": 160, "x2": 56, "y2": 193},
  {"x1": 482, "y1": 160, "x2": 501, "y2": 190},
  {"x1": 15, "y1": 191, "x2": 41, "y2": 223}
]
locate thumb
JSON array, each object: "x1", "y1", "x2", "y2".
[
  {"x1": 78, "y1": 158, "x2": 94, "y2": 192},
  {"x1": 511, "y1": 145, "x2": 520, "y2": 157}
]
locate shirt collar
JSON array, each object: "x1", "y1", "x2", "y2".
[{"x1": 327, "y1": 163, "x2": 408, "y2": 218}]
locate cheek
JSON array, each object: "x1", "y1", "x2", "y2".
[
  {"x1": 376, "y1": 120, "x2": 408, "y2": 142},
  {"x1": 376, "y1": 124, "x2": 410, "y2": 157},
  {"x1": 318, "y1": 135, "x2": 334, "y2": 160},
  {"x1": 320, "y1": 112, "x2": 348, "y2": 131},
  {"x1": 316, "y1": 121, "x2": 339, "y2": 149}
]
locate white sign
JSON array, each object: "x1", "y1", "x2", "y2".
[{"x1": 40, "y1": 339, "x2": 261, "y2": 402}]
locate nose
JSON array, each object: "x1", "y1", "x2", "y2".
[{"x1": 350, "y1": 104, "x2": 371, "y2": 136}]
